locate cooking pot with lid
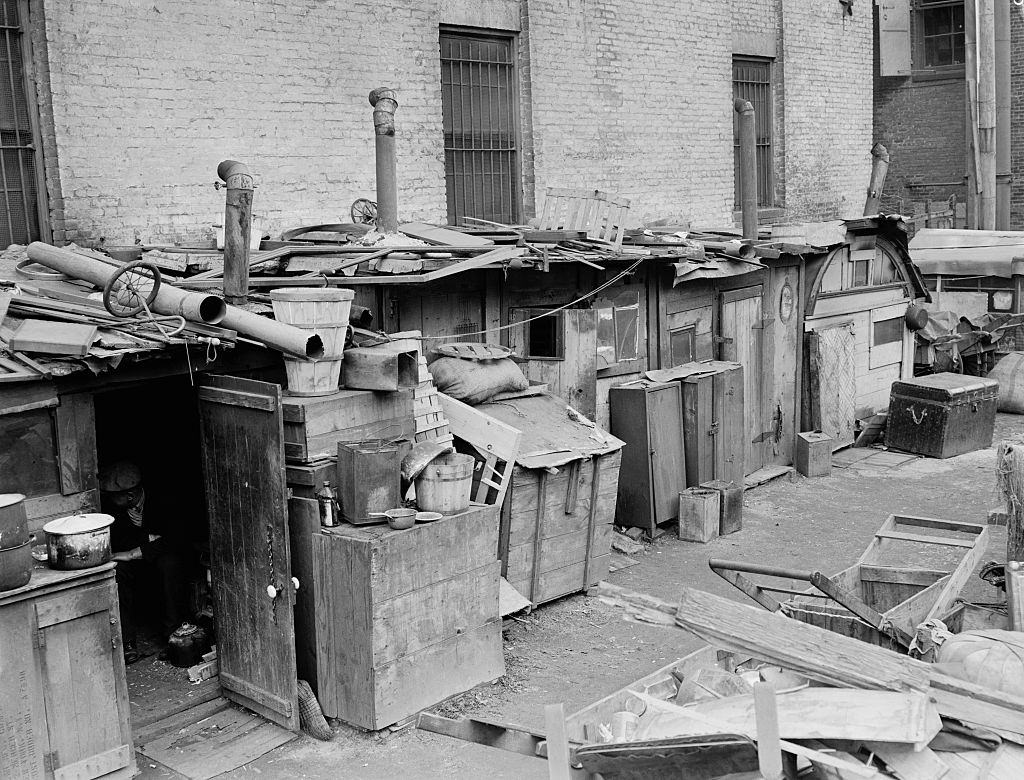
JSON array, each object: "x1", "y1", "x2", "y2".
[{"x1": 43, "y1": 513, "x2": 115, "y2": 570}]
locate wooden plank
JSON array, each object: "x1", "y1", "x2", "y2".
[
  {"x1": 753, "y1": 683, "x2": 784, "y2": 780},
  {"x1": 509, "y1": 553, "x2": 609, "y2": 605},
  {"x1": 54, "y1": 393, "x2": 97, "y2": 495},
  {"x1": 544, "y1": 703, "x2": 573, "y2": 780},
  {"x1": 875, "y1": 530, "x2": 975, "y2": 548},
  {"x1": 662, "y1": 689, "x2": 942, "y2": 747},
  {"x1": 0, "y1": 599, "x2": 47, "y2": 779},
  {"x1": 35, "y1": 584, "x2": 110, "y2": 628},
  {"x1": 671, "y1": 585, "x2": 1024, "y2": 742},
  {"x1": 861, "y1": 742, "x2": 949, "y2": 780},
  {"x1": 0, "y1": 380, "x2": 58, "y2": 415},
  {"x1": 399, "y1": 222, "x2": 494, "y2": 247},
  {"x1": 506, "y1": 524, "x2": 613, "y2": 582},
  {"x1": 508, "y1": 463, "x2": 619, "y2": 545},
  {"x1": 858, "y1": 565, "x2": 950, "y2": 587},
  {"x1": 53, "y1": 744, "x2": 132, "y2": 780},
  {"x1": 24, "y1": 490, "x2": 99, "y2": 531},
  {"x1": 287, "y1": 497, "x2": 321, "y2": 691},
  {"x1": 197, "y1": 386, "x2": 277, "y2": 412}
]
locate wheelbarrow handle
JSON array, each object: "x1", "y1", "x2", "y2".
[{"x1": 707, "y1": 558, "x2": 814, "y2": 582}]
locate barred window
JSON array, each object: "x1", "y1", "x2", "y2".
[
  {"x1": 732, "y1": 56, "x2": 775, "y2": 209},
  {"x1": 440, "y1": 29, "x2": 521, "y2": 225},
  {"x1": 915, "y1": 0, "x2": 965, "y2": 69}
]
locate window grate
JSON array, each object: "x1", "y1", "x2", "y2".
[
  {"x1": 733, "y1": 56, "x2": 775, "y2": 209},
  {"x1": 0, "y1": 0, "x2": 38, "y2": 246},
  {"x1": 440, "y1": 30, "x2": 520, "y2": 225}
]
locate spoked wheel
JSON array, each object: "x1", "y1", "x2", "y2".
[
  {"x1": 350, "y1": 198, "x2": 378, "y2": 225},
  {"x1": 103, "y1": 260, "x2": 162, "y2": 317}
]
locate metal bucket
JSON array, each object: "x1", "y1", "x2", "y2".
[
  {"x1": 0, "y1": 493, "x2": 28, "y2": 551},
  {"x1": 0, "y1": 537, "x2": 33, "y2": 591},
  {"x1": 415, "y1": 453, "x2": 475, "y2": 515}
]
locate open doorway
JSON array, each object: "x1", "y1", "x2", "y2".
[{"x1": 92, "y1": 375, "x2": 219, "y2": 729}]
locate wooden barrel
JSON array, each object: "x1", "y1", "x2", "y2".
[{"x1": 415, "y1": 453, "x2": 474, "y2": 514}]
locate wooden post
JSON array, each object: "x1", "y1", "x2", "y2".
[
  {"x1": 217, "y1": 160, "x2": 254, "y2": 305},
  {"x1": 863, "y1": 143, "x2": 889, "y2": 216},
  {"x1": 369, "y1": 87, "x2": 399, "y2": 235},
  {"x1": 753, "y1": 682, "x2": 785, "y2": 780},
  {"x1": 543, "y1": 703, "x2": 572, "y2": 780},
  {"x1": 1006, "y1": 561, "x2": 1024, "y2": 631},
  {"x1": 997, "y1": 442, "x2": 1024, "y2": 562},
  {"x1": 734, "y1": 99, "x2": 757, "y2": 240},
  {"x1": 977, "y1": 0, "x2": 997, "y2": 230}
]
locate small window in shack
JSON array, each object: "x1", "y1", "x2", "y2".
[
  {"x1": 595, "y1": 291, "x2": 640, "y2": 367},
  {"x1": 511, "y1": 308, "x2": 564, "y2": 359},
  {"x1": 0, "y1": 409, "x2": 60, "y2": 497},
  {"x1": 669, "y1": 327, "x2": 697, "y2": 367}
]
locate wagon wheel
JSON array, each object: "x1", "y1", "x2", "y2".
[
  {"x1": 350, "y1": 198, "x2": 378, "y2": 226},
  {"x1": 103, "y1": 260, "x2": 162, "y2": 317}
]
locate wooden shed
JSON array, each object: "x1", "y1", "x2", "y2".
[
  {"x1": 801, "y1": 218, "x2": 930, "y2": 447},
  {"x1": 471, "y1": 392, "x2": 624, "y2": 607}
]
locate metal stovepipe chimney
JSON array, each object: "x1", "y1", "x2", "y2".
[{"x1": 369, "y1": 87, "x2": 399, "y2": 234}]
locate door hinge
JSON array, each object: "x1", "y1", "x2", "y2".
[
  {"x1": 713, "y1": 335, "x2": 733, "y2": 344},
  {"x1": 33, "y1": 628, "x2": 45, "y2": 649},
  {"x1": 43, "y1": 751, "x2": 58, "y2": 773},
  {"x1": 708, "y1": 420, "x2": 720, "y2": 436}
]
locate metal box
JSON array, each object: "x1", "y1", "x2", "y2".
[{"x1": 885, "y1": 373, "x2": 998, "y2": 458}]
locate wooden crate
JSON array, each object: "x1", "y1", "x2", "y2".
[
  {"x1": 503, "y1": 450, "x2": 622, "y2": 606},
  {"x1": 281, "y1": 388, "x2": 414, "y2": 462},
  {"x1": 310, "y1": 504, "x2": 503, "y2": 729},
  {"x1": 0, "y1": 564, "x2": 135, "y2": 779},
  {"x1": 284, "y1": 458, "x2": 335, "y2": 498}
]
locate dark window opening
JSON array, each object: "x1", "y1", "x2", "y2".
[
  {"x1": 874, "y1": 317, "x2": 904, "y2": 346},
  {"x1": 670, "y1": 327, "x2": 697, "y2": 367},
  {"x1": 733, "y1": 56, "x2": 775, "y2": 209},
  {"x1": 916, "y1": 0, "x2": 965, "y2": 69},
  {"x1": 511, "y1": 308, "x2": 564, "y2": 359},
  {"x1": 440, "y1": 29, "x2": 521, "y2": 225}
]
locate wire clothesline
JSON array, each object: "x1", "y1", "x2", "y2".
[{"x1": 415, "y1": 257, "x2": 646, "y2": 342}]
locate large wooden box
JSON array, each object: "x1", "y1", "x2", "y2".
[
  {"x1": 502, "y1": 450, "x2": 621, "y2": 606},
  {"x1": 885, "y1": 373, "x2": 998, "y2": 458},
  {"x1": 310, "y1": 504, "x2": 504, "y2": 729},
  {"x1": 282, "y1": 388, "x2": 414, "y2": 462},
  {"x1": 0, "y1": 564, "x2": 135, "y2": 780},
  {"x1": 609, "y1": 381, "x2": 686, "y2": 534}
]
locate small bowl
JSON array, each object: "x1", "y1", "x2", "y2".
[
  {"x1": 415, "y1": 511, "x2": 442, "y2": 523},
  {"x1": 386, "y1": 509, "x2": 416, "y2": 530}
]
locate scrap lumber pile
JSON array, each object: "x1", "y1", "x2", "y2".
[{"x1": 590, "y1": 582, "x2": 1024, "y2": 779}]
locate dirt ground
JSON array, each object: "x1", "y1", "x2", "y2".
[{"x1": 139, "y1": 415, "x2": 1022, "y2": 779}]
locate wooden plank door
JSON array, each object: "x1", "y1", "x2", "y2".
[
  {"x1": 197, "y1": 375, "x2": 299, "y2": 731},
  {"x1": 719, "y1": 286, "x2": 766, "y2": 476},
  {"x1": 809, "y1": 323, "x2": 857, "y2": 449},
  {"x1": 34, "y1": 575, "x2": 135, "y2": 780},
  {"x1": 646, "y1": 384, "x2": 686, "y2": 523}
]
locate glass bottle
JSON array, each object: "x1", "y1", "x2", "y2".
[{"x1": 316, "y1": 480, "x2": 339, "y2": 528}]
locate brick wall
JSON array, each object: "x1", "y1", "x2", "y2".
[
  {"x1": 872, "y1": 7, "x2": 967, "y2": 217},
  {"x1": 34, "y1": 0, "x2": 874, "y2": 244},
  {"x1": 1012, "y1": 11, "x2": 1024, "y2": 229},
  {"x1": 779, "y1": 0, "x2": 873, "y2": 221}
]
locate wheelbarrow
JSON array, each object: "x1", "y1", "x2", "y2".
[{"x1": 710, "y1": 514, "x2": 990, "y2": 650}]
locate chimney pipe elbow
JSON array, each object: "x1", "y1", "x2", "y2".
[
  {"x1": 217, "y1": 159, "x2": 254, "y2": 190},
  {"x1": 870, "y1": 143, "x2": 890, "y2": 163},
  {"x1": 369, "y1": 87, "x2": 399, "y2": 136},
  {"x1": 733, "y1": 98, "x2": 754, "y2": 115}
]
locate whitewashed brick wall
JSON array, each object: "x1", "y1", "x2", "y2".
[{"x1": 35, "y1": 0, "x2": 872, "y2": 244}]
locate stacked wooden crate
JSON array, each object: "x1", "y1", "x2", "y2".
[
  {"x1": 413, "y1": 355, "x2": 453, "y2": 447},
  {"x1": 310, "y1": 504, "x2": 504, "y2": 729}
]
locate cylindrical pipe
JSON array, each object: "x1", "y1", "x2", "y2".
[
  {"x1": 863, "y1": 143, "x2": 890, "y2": 216},
  {"x1": 995, "y1": 0, "x2": 1011, "y2": 230},
  {"x1": 217, "y1": 160, "x2": 254, "y2": 305},
  {"x1": 701, "y1": 240, "x2": 756, "y2": 260},
  {"x1": 734, "y1": 99, "x2": 758, "y2": 240},
  {"x1": 219, "y1": 306, "x2": 323, "y2": 359},
  {"x1": 965, "y1": 0, "x2": 978, "y2": 228},
  {"x1": 977, "y1": 0, "x2": 997, "y2": 230},
  {"x1": 369, "y1": 87, "x2": 399, "y2": 234},
  {"x1": 26, "y1": 242, "x2": 226, "y2": 324}
]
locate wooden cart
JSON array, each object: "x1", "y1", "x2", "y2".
[{"x1": 710, "y1": 514, "x2": 990, "y2": 648}]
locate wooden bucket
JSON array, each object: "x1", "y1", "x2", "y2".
[
  {"x1": 284, "y1": 357, "x2": 343, "y2": 397},
  {"x1": 415, "y1": 453, "x2": 474, "y2": 514},
  {"x1": 270, "y1": 288, "x2": 355, "y2": 328}
]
